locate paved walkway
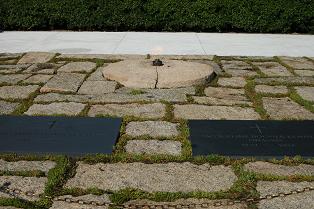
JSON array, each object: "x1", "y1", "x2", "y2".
[
  {"x1": 1, "y1": 32, "x2": 314, "y2": 56},
  {"x1": 0, "y1": 52, "x2": 314, "y2": 209}
]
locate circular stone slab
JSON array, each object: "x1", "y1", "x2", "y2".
[{"x1": 103, "y1": 59, "x2": 214, "y2": 88}]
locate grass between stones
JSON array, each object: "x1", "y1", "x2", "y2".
[
  {"x1": 288, "y1": 87, "x2": 314, "y2": 113},
  {"x1": 0, "y1": 170, "x2": 45, "y2": 177}
]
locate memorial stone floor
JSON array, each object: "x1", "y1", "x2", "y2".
[{"x1": 0, "y1": 52, "x2": 314, "y2": 209}]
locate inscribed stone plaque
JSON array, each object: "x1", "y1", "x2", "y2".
[
  {"x1": 189, "y1": 120, "x2": 314, "y2": 158},
  {"x1": 0, "y1": 116, "x2": 121, "y2": 156}
]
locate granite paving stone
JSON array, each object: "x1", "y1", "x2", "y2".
[
  {"x1": 23, "y1": 63, "x2": 63, "y2": 74},
  {"x1": 0, "y1": 176, "x2": 47, "y2": 201},
  {"x1": 0, "y1": 85, "x2": 39, "y2": 100},
  {"x1": 254, "y1": 77, "x2": 314, "y2": 86},
  {"x1": 221, "y1": 60, "x2": 252, "y2": 70},
  {"x1": 255, "y1": 85, "x2": 288, "y2": 95},
  {"x1": 65, "y1": 162, "x2": 237, "y2": 192},
  {"x1": 257, "y1": 181, "x2": 314, "y2": 209},
  {"x1": 0, "y1": 64, "x2": 30, "y2": 74},
  {"x1": 0, "y1": 160, "x2": 56, "y2": 175},
  {"x1": 78, "y1": 81, "x2": 117, "y2": 94},
  {"x1": 224, "y1": 69, "x2": 258, "y2": 77},
  {"x1": 88, "y1": 103, "x2": 165, "y2": 118},
  {"x1": 0, "y1": 100, "x2": 19, "y2": 114},
  {"x1": 40, "y1": 73, "x2": 86, "y2": 93},
  {"x1": 278, "y1": 56, "x2": 314, "y2": 69},
  {"x1": 125, "y1": 121, "x2": 179, "y2": 138},
  {"x1": 262, "y1": 97, "x2": 314, "y2": 120},
  {"x1": 244, "y1": 161, "x2": 314, "y2": 176},
  {"x1": 174, "y1": 104, "x2": 260, "y2": 120},
  {"x1": 192, "y1": 96, "x2": 252, "y2": 106},
  {"x1": 25, "y1": 102, "x2": 86, "y2": 116},
  {"x1": 0, "y1": 53, "x2": 23, "y2": 60},
  {"x1": 86, "y1": 66, "x2": 108, "y2": 81},
  {"x1": 58, "y1": 61, "x2": 96, "y2": 73},
  {"x1": 18, "y1": 52, "x2": 55, "y2": 64},
  {"x1": 253, "y1": 61, "x2": 293, "y2": 77},
  {"x1": 217, "y1": 77, "x2": 246, "y2": 88},
  {"x1": 294, "y1": 70, "x2": 314, "y2": 76},
  {"x1": 124, "y1": 199, "x2": 248, "y2": 209},
  {"x1": 295, "y1": 86, "x2": 314, "y2": 102},
  {"x1": 0, "y1": 207, "x2": 22, "y2": 209},
  {"x1": 22, "y1": 74, "x2": 53, "y2": 84},
  {"x1": 0, "y1": 74, "x2": 30, "y2": 84},
  {"x1": 0, "y1": 59, "x2": 17, "y2": 64},
  {"x1": 50, "y1": 194, "x2": 111, "y2": 209},
  {"x1": 125, "y1": 140, "x2": 182, "y2": 156},
  {"x1": 204, "y1": 87, "x2": 246, "y2": 99}
]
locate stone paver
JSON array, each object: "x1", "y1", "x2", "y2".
[
  {"x1": 125, "y1": 121, "x2": 179, "y2": 138},
  {"x1": 18, "y1": 52, "x2": 55, "y2": 64},
  {"x1": 124, "y1": 199, "x2": 247, "y2": 209},
  {"x1": 0, "y1": 160, "x2": 56, "y2": 175},
  {"x1": 262, "y1": 97, "x2": 314, "y2": 120},
  {"x1": 278, "y1": 56, "x2": 314, "y2": 69},
  {"x1": 25, "y1": 102, "x2": 86, "y2": 116},
  {"x1": 204, "y1": 87, "x2": 246, "y2": 99},
  {"x1": 0, "y1": 101, "x2": 19, "y2": 114},
  {"x1": 255, "y1": 85, "x2": 288, "y2": 95},
  {"x1": 65, "y1": 162, "x2": 237, "y2": 192},
  {"x1": 0, "y1": 53, "x2": 23, "y2": 60},
  {"x1": 221, "y1": 60, "x2": 252, "y2": 70},
  {"x1": 0, "y1": 85, "x2": 39, "y2": 100},
  {"x1": 0, "y1": 207, "x2": 22, "y2": 209},
  {"x1": 294, "y1": 70, "x2": 314, "y2": 76},
  {"x1": 40, "y1": 73, "x2": 86, "y2": 93},
  {"x1": 295, "y1": 86, "x2": 314, "y2": 102},
  {"x1": 58, "y1": 62, "x2": 96, "y2": 73},
  {"x1": 125, "y1": 140, "x2": 182, "y2": 156},
  {"x1": 86, "y1": 66, "x2": 108, "y2": 81},
  {"x1": 78, "y1": 81, "x2": 117, "y2": 94},
  {"x1": 244, "y1": 161, "x2": 314, "y2": 176},
  {"x1": 217, "y1": 77, "x2": 246, "y2": 88},
  {"x1": 193, "y1": 96, "x2": 252, "y2": 106},
  {"x1": 174, "y1": 104, "x2": 260, "y2": 120},
  {"x1": 225, "y1": 69, "x2": 258, "y2": 77},
  {"x1": 257, "y1": 181, "x2": 314, "y2": 209},
  {"x1": 0, "y1": 74, "x2": 30, "y2": 84},
  {"x1": 88, "y1": 103, "x2": 165, "y2": 118},
  {"x1": 253, "y1": 62, "x2": 292, "y2": 77},
  {"x1": 50, "y1": 194, "x2": 111, "y2": 209},
  {"x1": 0, "y1": 176, "x2": 47, "y2": 201},
  {"x1": 22, "y1": 74, "x2": 53, "y2": 84},
  {"x1": 0, "y1": 64, "x2": 30, "y2": 74},
  {"x1": 254, "y1": 77, "x2": 314, "y2": 86},
  {"x1": 23, "y1": 63, "x2": 62, "y2": 74}
]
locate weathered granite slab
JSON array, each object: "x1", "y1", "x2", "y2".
[
  {"x1": 295, "y1": 86, "x2": 314, "y2": 102},
  {"x1": 25, "y1": 102, "x2": 86, "y2": 116},
  {"x1": 0, "y1": 160, "x2": 56, "y2": 175},
  {"x1": 78, "y1": 81, "x2": 117, "y2": 94},
  {"x1": 18, "y1": 52, "x2": 55, "y2": 64},
  {"x1": 0, "y1": 85, "x2": 39, "y2": 100},
  {"x1": 0, "y1": 101, "x2": 19, "y2": 114},
  {"x1": 58, "y1": 62, "x2": 96, "y2": 73}
]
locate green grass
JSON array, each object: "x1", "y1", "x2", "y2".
[
  {"x1": 289, "y1": 87, "x2": 314, "y2": 113},
  {"x1": 0, "y1": 170, "x2": 45, "y2": 177},
  {"x1": 129, "y1": 89, "x2": 146, "y2": 95}
]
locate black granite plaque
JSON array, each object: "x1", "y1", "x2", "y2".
[
  {"x1": 0, "y1": 116, "x2": 122, "y2": 156},
  {"x1": 189, "y1": 120, "x2": 314, "y2": 158}
]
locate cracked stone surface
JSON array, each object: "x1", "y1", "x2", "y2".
[
  {"x1": 253, "y1": 61, "x2": 293, "y2": 77},
  {"x1": 40, "y1": 73, "x2": 86, "y2": 93},
  {"x1": 255, "y1": 85, "x2": 288, "y2": 95},
  {"x1": 294, "y1": 69, "x2": 314, "y2": 76},
  {"x1": 25, "y1": 102, "x2": 86, "y2": 116},
  {"x1": 125, "y1": 140, "x2": 182, "y2": 156},
  {"x1": 58, "y1": 61, "x2": 96, "y2": 73},
  {"x1": 124, "y1": 199, "x2": 248, "y2": 209},
  {"x1": 0, "y1": 160, "x2": 56, "y2": 175},
  {"x1": 174, "y1": 104, "x2": 260, "y2": 120},
  {"x1": 78, "y1": 81, "x2": 117, "y2": 94},
  {"x1": 0, "y1": 85, "x2": 39, "y2": 100},
  {"x1": 0, "y1": 101, "x2": 19, "y2": 114},
  {"x1": 254, "y1": 77, "x2": 314, "y2": 86},
  {"x1": 0, "y1": 74, "x2": 30, "y2": 84},
  {"x1": 50, "y1": 194, "x2": 111, "y2": 209},
  {"x1": 244, "y1": 161, "x2": 314, "y2": 176},
  {"x1": 65, "y1": 162, "x2": 237, "y2": 192},
  {"x1": 22, "y1": 74, "x2": 53, "y2": 84},
  {"x1": 262, "y1": 97, "x2": 314, "y2": 120},
  {"x1": 0, "y1": 176, "x2": 47, "y2": 201},
  {"x1": 295, "y1": 86, "x2": 314, "y2": 102},
  {"x1": 125, "y1": 121, "x2": 179, "y2": 138},
  {"x1": 217, "y1": 77, "x2": 246, "y2": 88},
  {"x1": 278, "y1": 56, "x2": 314, "y2": 69},
  {"x1": 103, "y1": 59, "x2": 214, "y2": 88},
  {"x1": 18, "y1": 52, "x2": 55, "y2": 64},
  {"x1": 86, "y1": 66, "x2": 108, "y2": 81},
  {"x1": 257, "y1": 181, "x2": 314, "y2": 209},
  {"x1": 88, "y1": 103, "x2": 166, "y2": 118}
]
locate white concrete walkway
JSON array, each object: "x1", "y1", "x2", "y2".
[{"x1": 0, "y1": 31, "x2": 314, "y2": 56}]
